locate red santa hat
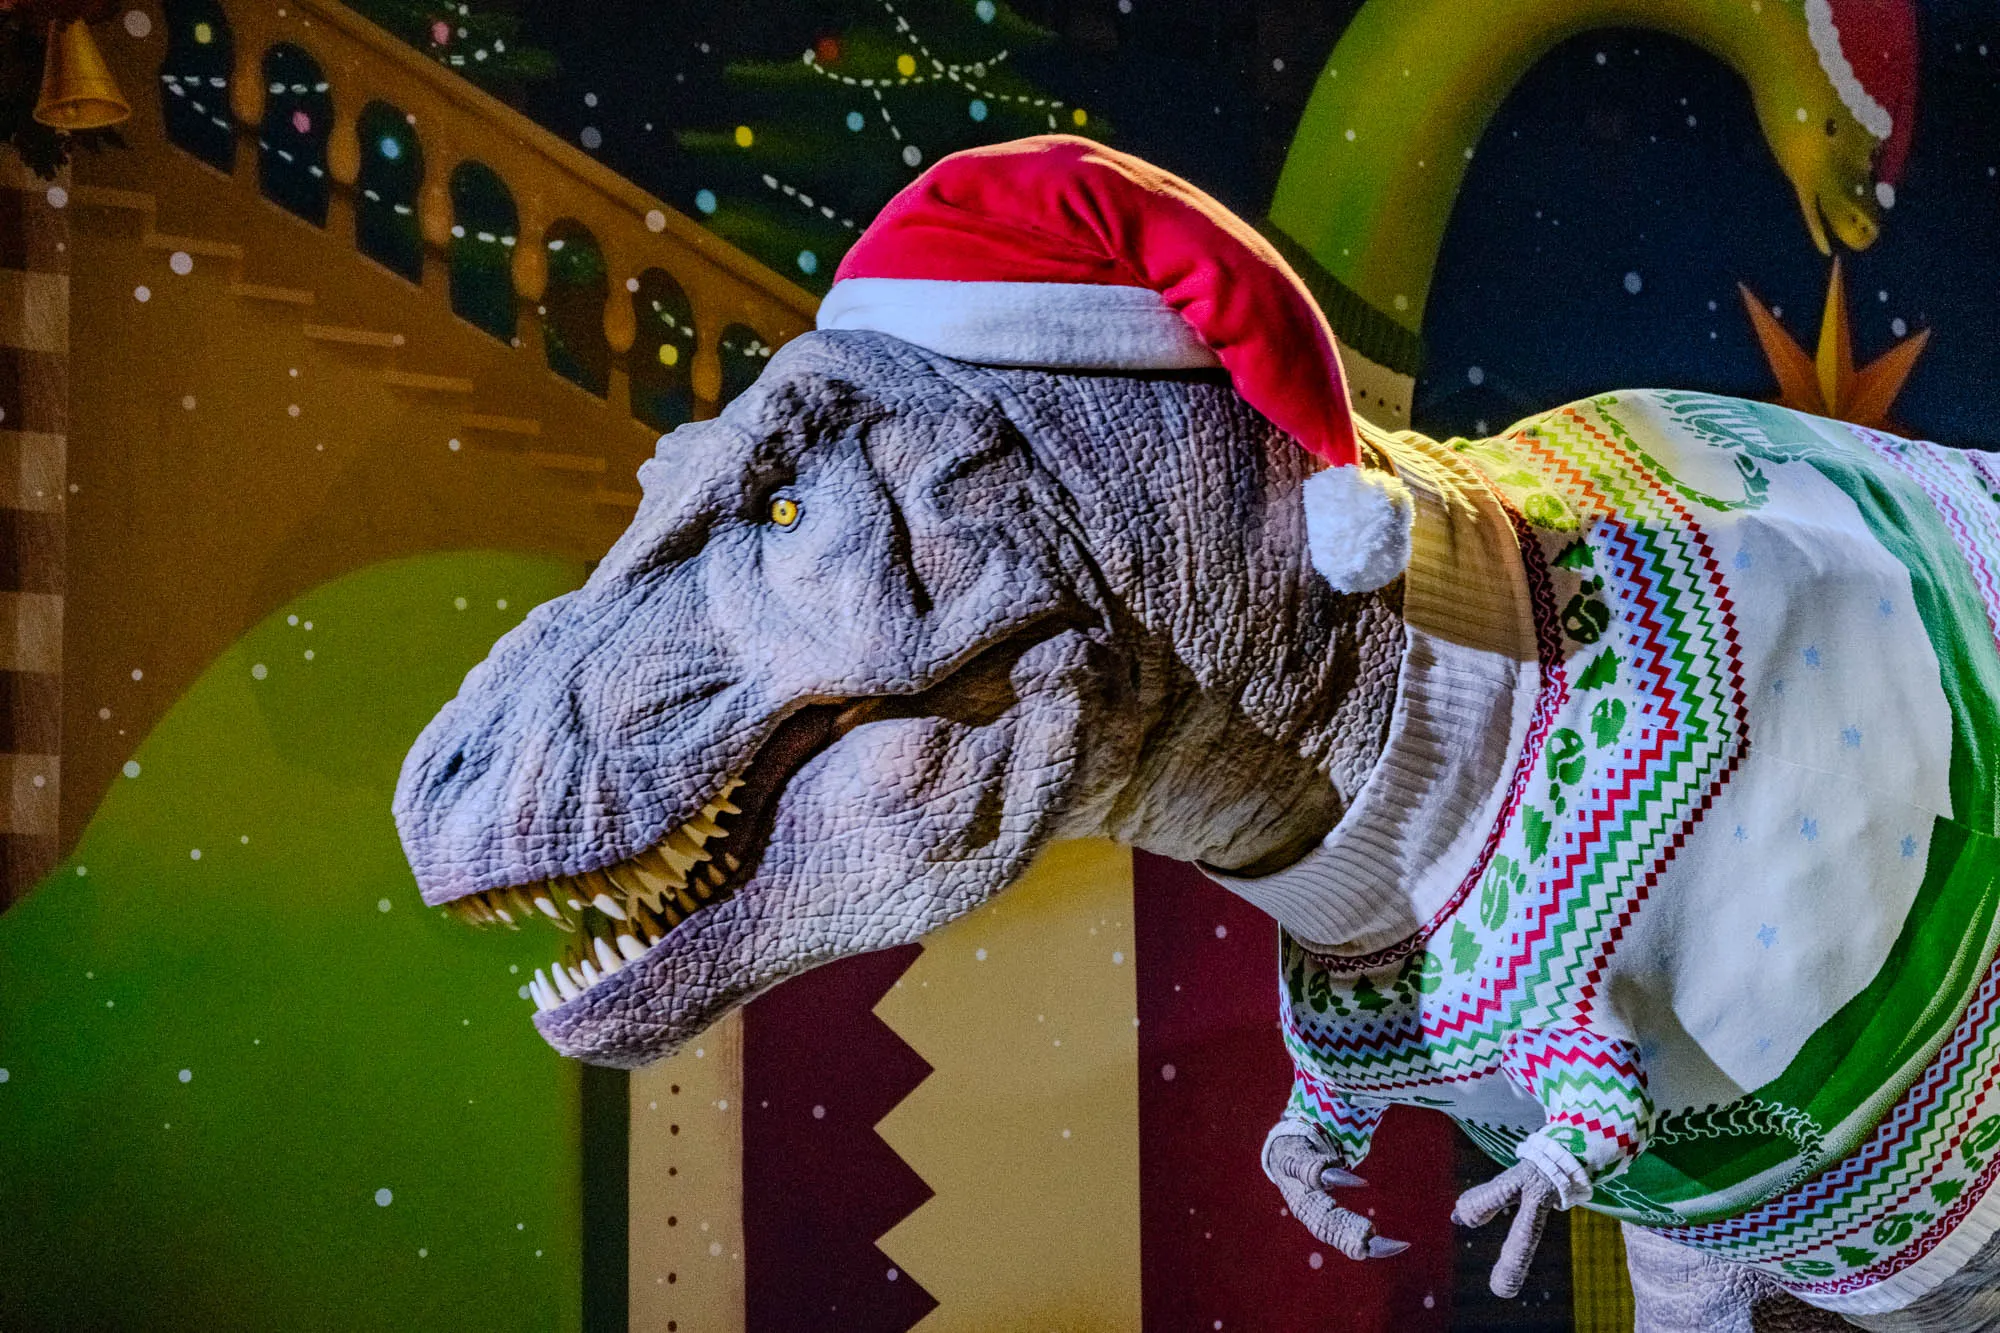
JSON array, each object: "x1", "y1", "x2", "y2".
[
  {"x1": 816, "y1": 135, "x2": 1412, "y2": 594},
  {"x1": 1805, "y1": 0, "x2": 1918, "y2": 187}
]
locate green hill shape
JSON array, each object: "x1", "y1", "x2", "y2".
[{"x1": 0, "y1": 552, "x2": 589, "y2": 1332}]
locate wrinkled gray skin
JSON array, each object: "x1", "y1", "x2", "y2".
[{"x1": 394, "y1": 330, "x2": 1856, "y2": 1328}]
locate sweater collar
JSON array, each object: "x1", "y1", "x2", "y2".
[{"x1": 1204, "y1": 430, "x2": 1541, "y2": 958}]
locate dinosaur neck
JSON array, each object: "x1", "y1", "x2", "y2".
[
  {"x1": 1269, "y1": 0, "x2": 1816, "y2": 335},
  {"x1": 1019, "y1": 372, "x2": 1406, "y2": 877}
]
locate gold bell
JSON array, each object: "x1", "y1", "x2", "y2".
[{"x1": 33, "y1": 19, "x2": 132, "y2": 132}]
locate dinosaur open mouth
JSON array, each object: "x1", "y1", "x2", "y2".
[
  {"x1": 443, "y1": 703, "x2": 843, "y2": 1012},
  {"x1": 440, "y1": 612, "x2": 1071, "y2": 1014}
]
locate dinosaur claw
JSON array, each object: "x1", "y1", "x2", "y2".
[
  {"x1": 1320, "y1": 1167, "x2": 1368, "y2": 1189},
  {"x1": 1365, "y1": 1236, "x2": 1410, "y2": 1259}
]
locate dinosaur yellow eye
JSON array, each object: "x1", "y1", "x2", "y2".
[{"x1": 769, "y1": 496, "x2": 799, "y2": 527}]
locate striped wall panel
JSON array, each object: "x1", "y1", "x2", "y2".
[{"x1": 0, "y1": 159, "x2": 66, "y2": 909}]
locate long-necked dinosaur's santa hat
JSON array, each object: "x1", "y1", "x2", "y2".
[
  {"x1": 1807, "y1": 0, "x2": 1918, "y2": 186},
  {"x1": 816, "y1": 135, "x2": 1413, "y2": 594}
]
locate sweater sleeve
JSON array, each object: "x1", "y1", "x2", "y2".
[
  {"x1": 1501, "y1": 1024, "x2": 1654, "y2": 1208},
  {"x1": 1284, "y1": 1062, "x2": 1388, "y2": 1167}
]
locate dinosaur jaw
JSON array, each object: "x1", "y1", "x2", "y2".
[
  {"x1": 437, "y1": 701, "x2": 843, "y2": 1013},
  {"x1": 436, "y1": 618, "x2": 1095, "y2": 1051}
]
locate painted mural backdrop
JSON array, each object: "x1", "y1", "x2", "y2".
[{"x1": 2, "y1": 0, "x2": 1997, "y2": 1329}]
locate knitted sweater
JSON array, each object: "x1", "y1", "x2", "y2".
[{"x1": 1209, "y1": 390, "x2": 2000, "y2": 1316}]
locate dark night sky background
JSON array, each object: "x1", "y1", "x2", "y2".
[{"x1": 514, "y1": 0, "x2": 2000, "y2": 446}]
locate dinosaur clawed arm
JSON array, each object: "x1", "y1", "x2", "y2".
[
  {"x1": 1263, "y1": 1124, "x2": 1411, "y2": 1261},
  {"x1": 1451, "y1": 1161, "x2": 1560, "y2": 1298},
  {"x1": 1452, "y1": 1023, "x2": 1655, "y2": 1296}
]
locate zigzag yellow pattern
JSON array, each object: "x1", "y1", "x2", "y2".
[{"x1": 873, "y1": 839, "x2": 1142, "y2": 1330}]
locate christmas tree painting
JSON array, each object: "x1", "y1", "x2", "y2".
[
  {"x1": 346, "y1": 0, "x2": 554, "y2": 94},
  {"x1": 679, "y1": 0, "x2": 1105, "y2": 292}
]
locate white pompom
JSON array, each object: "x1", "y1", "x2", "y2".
[{"x1": 1302, "y1": 465, "x2": 1413, "y2": 593}]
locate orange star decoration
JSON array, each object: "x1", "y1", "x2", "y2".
[{"x1": 1738, "y1": 258, "x2": 1929, "y2": 431}]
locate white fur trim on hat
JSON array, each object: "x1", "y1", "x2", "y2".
[
  {"x1": 817, "y1": 277, "x2": 1222, "y2": 371},
  {"x1": 1804, "y1": 0, "x2": 1894, "y2": 141},
  {"x1": 1303, "y1": 464, "x2": 1414, "y2": 594}
]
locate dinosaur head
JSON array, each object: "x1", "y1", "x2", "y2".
[
  {"x1": 393, "y1": 332, "x2": 1127, "y2": 1067},
  {"x1": 1761, "y1": 86, "x2": 1886, "y2": 255},
  {"x1": 1754, "y1": 0, "x2": 1916, "y2": 256}
]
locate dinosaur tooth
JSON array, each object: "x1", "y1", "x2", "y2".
[
  {"x1": 533, "y1": 892, "x2": 563, "y2": 921},
  {"x1": 590, "y1": 892, "x2": 628, "y2": 921},
  {"x1": 578, "y1": 959, "x2": 603, "y2": 987},
  {"x1": 723, "y1": 853, "x2": 741, "y2": 873},
  {"x1": 629, "y1": 853, "x2": 685, "y2": 893},
  {"x1": 593, "y1": 937, "x2": 622, "y2": 973},
  {"x1": 551, "y1": 966, "x2": 581, "y2": 1002},
  {"x1": 529, "y1": 976, "x2": 554, "y2": 1011},
  {"x1": 616, "y1": 933, "x2": 647, "y2": 962},
  {"x1": 656, "y1": 836, "x2": 699, "y2": 875},
  {"x1": 602, "y1": 863, "x2": 646, "y2": 898},
  {"x1": 508, "y1": 887, "x2": 537, "y2": 920}
]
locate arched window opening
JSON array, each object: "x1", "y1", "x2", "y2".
[
  {"x1": 540, "y1": 220, "x2": 610, "y2": 396},
  {"x1": 718, "y1": 324, "x2": 771, "y2": 408},
  {"x1": 257, "y1": 44, "x2": 332, "y2": 225},
  {"x1": 354, "y1": 101, "x2": 423, "y2": 282},
  {"x1": 159, "y1": 0, "x2": 234, "y2": 172},
  {"x1": 448, "y1": 161, "x2": 518, "y2": 341},
  {"x1": 629, "y1": 269, "x2": 696, "y2": 431}
]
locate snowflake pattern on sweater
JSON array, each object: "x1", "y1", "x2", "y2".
[{"x1": 1276, "y1": 391, "x2": 2000, "y2": 1316}]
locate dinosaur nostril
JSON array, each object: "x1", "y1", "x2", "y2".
[{"x1": 438, "y1": 750, "x2": 466, "y2": 785}]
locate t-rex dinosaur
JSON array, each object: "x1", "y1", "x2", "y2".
[{"x1": 394, "y1": 165, "x2": 2000, "y2": 1333}]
